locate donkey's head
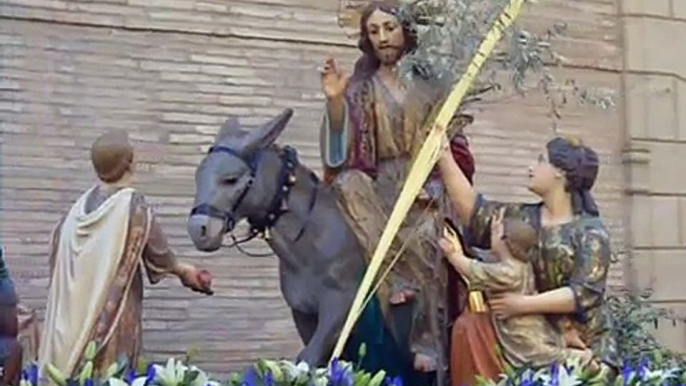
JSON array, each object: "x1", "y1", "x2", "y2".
[{"x1": 187, "y1": 108, "x2": 293, "y2": 252}]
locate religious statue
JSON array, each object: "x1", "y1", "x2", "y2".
[
  {"x1": 440, "y1": 209, "x2": 594, "y2": 370},
  {"x1": 438, "y1": 136, "x2": 619, "y2": 385},
  {"x1": 0, "y1": 249, "x2": 22, "y2": 386},
  {"x1": 320, "y1": 1, "x2": 477, "y2": 384},
  {"x1": 38, "y1": 131, "x2": 213, "y2": 380}
]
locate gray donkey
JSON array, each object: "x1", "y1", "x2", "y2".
[{"x1": 187, "y1": 108, "x2": 382, "y2": 367}]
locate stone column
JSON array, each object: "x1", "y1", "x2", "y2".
[{"x1": 621, "y1": 0, "x2": 686, "y2": 352}]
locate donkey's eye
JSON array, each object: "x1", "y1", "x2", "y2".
[{"x1": 220, "y1": 177, "x2": 238, "y2": 185}]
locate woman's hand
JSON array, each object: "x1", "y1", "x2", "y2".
[
  {"x1": 438, "y1": 135, "x2": 454, "y2": 167},
  {"x1": 435, "y1": 133, "x2": 478, "y2": 226},
  {"x1": 489, "y1": 293, "x2": 529, "y2": 319}
]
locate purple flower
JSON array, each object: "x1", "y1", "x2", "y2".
[
  {"x1": 388, "y1": 376, "x2": 402, "y2": 386},
  {"x1": 265, "y1": 371, "x2": 275, "y2": 386},
  {"x1": 520, "y1": 370, "x2": 534, "y2": 386},
  {"x1": 328, "y1": 359, "x2": 352, "y2": 386},
  {"x1": 145, "y1": 363, "x2": 156, "y2": 386},
  {"x1": 637, "y1": 358, "x2": 649, "y2": 380},
  {"x1": 242, "y1": 367, "x2": 257, "y2": 386},
  {"x1": 549, "y1": 363, "x2": 559, "y2": 386},
  {"x1": 22, "y1": 363, "x2": 39, "y2": 385},
  {"x1": 125, "y1": 369, "x2": 137, "y2": 384},
  {"x1": 621, "y1": 360, "x2": 632, "y2": 386}
]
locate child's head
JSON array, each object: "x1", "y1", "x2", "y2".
[{"x1": 501, "y1": 219, "x2": 538, "y2": 262}]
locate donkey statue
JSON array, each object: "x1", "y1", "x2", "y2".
[{"x1": 187, "y1": 108, "x2": 399, "y2": 368}]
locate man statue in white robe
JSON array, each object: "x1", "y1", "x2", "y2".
[{"x1": 39, "y1": 131, "x2": 213, "y2": 380}]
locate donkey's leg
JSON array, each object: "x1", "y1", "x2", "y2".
[
  {"x1": 291, "y1": 309, "x2": 318, "y2": 346},
  {"x1": 296, "y1": 291, "x2": 351, "y2": 367}
]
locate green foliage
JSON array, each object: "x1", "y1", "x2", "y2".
[
  {"x1": 394, "y1": 0, "x2": 615, "y2": 128},
  {"x1": 607, "y1": 288, "x2": 686, "y2": 368}
]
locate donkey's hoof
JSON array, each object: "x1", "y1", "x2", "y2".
[{"x1": 296, "y1": 350, "x2": 324, "y2": 368}]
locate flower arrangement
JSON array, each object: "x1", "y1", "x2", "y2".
[
  {"x1": 21, "y1": 353, "x2": 686, "y2": 386},
  {"x1": 17, "y1": 344, "x2": 404, "y2": 386},
  {"x1": 16, "y1": 342, "x2": 686, "y2": 386},
  {"x1": 477, "y1": 357, "x2": 686, "y2": 386},
  {"x1": 18, "y1": 346, "x2": 686, "y2": 386}
]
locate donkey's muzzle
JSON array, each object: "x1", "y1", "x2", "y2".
[
  {"x1": 188, "y1": 204, "x2": 235, "y2": 251},
  {"x1": 190, "y1": 204, "x2": 236, "y2": 232}
]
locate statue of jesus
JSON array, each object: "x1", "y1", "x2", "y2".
[{"x1": 319, "y1": 1, "x2": 477, "y2": 384}]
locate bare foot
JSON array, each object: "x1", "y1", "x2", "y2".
[
  {"x1": 413, "y1": 353, "x2": 436, "y2": 372},
  {"x1": 389, "y1": 290, "x2": 414, "y2": 305}
]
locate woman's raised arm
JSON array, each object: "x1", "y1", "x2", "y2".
[{"x1": 438, "y1": 147, "x2": 478, "y2": 225}]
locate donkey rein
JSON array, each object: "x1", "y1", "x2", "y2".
[{"x1": 223, "y1": 231, "x2": 275, "y2": 258}]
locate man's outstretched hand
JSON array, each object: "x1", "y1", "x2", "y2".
[{"x1": 178, "y1": 264, "x2": 214, "y2": 295}]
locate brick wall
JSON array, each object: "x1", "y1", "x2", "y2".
[
  {"x1": 0, "y1": 0, "x2": 627, "y2": 374},
  {"x1": 620, "y1": 0, "x2": 686, "y2": 352}
]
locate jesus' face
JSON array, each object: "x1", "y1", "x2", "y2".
[{"x1": 365, "y1": 9, "x2": 406, "y2": 66}]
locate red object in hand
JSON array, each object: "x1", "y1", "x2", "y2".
[
  {"x1": 430, "y1": 133, "x2": 475, "y2": 184},
  {"x1": 197, "y1": 270, "x2": 213, "y2": 294}
]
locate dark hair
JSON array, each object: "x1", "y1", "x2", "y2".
[
  {"x1": 351, "y1": 1, "x2": 418, "y2": 82},
  {"x1": 546, "y1": 136, "x2": 600, "y2": 216}
]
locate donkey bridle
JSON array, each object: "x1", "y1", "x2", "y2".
[{"x1": 189, "y1": 144, "x2": 317, "y2": 245}]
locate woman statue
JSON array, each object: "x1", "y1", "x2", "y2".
[{"x1": 437, "y1": 136, "x2": 618, "y2": 386}]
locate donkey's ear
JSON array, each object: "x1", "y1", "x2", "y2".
[
  {"x1": 241, "y1": 108, "x2": 293, "y2": 154},
  {"x1": 215, "y1": 116, "x2": 242, "y2": 143}
]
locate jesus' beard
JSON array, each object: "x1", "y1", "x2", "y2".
[{"x1": 376, "y1": 47, "x2": 404, "y2": 66}]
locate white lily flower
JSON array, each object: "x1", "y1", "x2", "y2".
[
  {"x1": 643, "y1": 367, "x2": 677, "y2": 383},
  {"x1": 312, "y1": 376, "x2": 328, "y2": 386},
  {"x1": 284, "y1": 361, "x2": 310, "y2": 384},
  {"x1": 189, "y1": 366, "x2": 211, "y2": 386},
  {"x1": 108, "y1": 378, "x2": 131, "y2": 386},
  {"x1": 154, "y1": 358, "x2": 185, "y2": 386},
  {"x1": 552, "y1": 366, "x2": 581, "y2": 386},
  {"x1": 277, "y1": 361, "x2": 299, "y2": 380},
  {"x1": 557, "y1": 375, "x2": 581, "y2": 386},
  {"x1": 659, "y1": 367, "x2": 679, "y2": 381},
  {"x1": 175, "y1": 359, "x2": 189, "y2": 382},
  {"x1": 295, "y1": 361, "x2": 310, "y2": 375},
  {"x1": 131, "y1": 376, "x2": 150, "y2": 386}
]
